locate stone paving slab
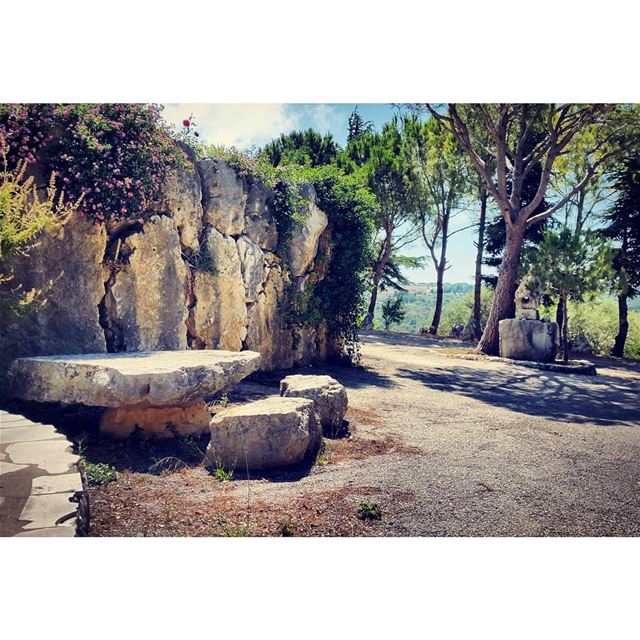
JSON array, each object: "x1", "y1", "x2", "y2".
[
  {"x1": 0, "y1": 411, "x2": 86, "y2": 537},
  {"x1": 1, "y1": 424, "x2": 66, "y2": 444}
]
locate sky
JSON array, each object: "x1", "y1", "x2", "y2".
[{"x1": 162, "y1": 103, "x2": 484, "y2": 284}]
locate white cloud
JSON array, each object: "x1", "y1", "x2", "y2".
[{"x1": 162, "y1": 103, "x2": 301, "y2": 149}]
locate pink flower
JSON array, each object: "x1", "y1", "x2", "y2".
[{"x1": 182, "y1": 119, "x2": 190, "y2": 127}]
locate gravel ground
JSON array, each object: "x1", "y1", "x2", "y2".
[{"x1": 90, "y1": 331, "x2": 640, "y2": 537}]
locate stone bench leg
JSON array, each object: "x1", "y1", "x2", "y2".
[{"x1": 99, "y1": 400, "x2": 210, "y2": 438}]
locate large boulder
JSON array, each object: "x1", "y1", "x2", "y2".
[
  {"x1": 205, "y1": 397, "x2": 321, "y2": 472},
  {"x1": 499, "y1": 318, "x2": 559, "y2": 363},
  {"x1": 280, "y1": 374, "x2": 347, "y2": 436},
  {"x1": 8, "y1": 350, "x2": 261, "y2": 407},
  {"x1": 107, "y1": 216, "x2": 189, "y2": 351},
  {"x1": 287, "y1": 185, "x2": 328, "y2": 277},
  {"x1": 190, "y1": 227, "x2": 248, "y2": 351},
  {"x1": 197, "y1": 159, "x2": 246, "y2": 236}
]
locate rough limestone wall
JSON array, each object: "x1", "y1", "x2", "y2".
[{"x1": 0, "y1": 149, "x2": 333, "y2": 383}]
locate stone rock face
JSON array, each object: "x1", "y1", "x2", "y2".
[
  {"x1": 108, "y1": 216, "x2": 189, "y2": 351},
  {"x1": 158, "y1": 143, "x2": 203, "y2": 252},
  {"x1": 99, "y1": 400, "x2": 211, "y2": 438},
  {"x1": 244, "y1": 182, "x2": 278, "y2": 251},
  {"x1": 244, "y1": 265, "x2": 294, "y2": 370},
  {"x1": 205, "y1": 397, "x2": 322, "y2": 471},
  {"x1": 499, "y1": 318, "x2": 559, "y2": 363},
  {"x1": 8, "y1": 350, "x2": 261, "y2": 407},
  {"x1": 280, "y1": 374, "x2": 348, "y2": 436},
  {"x1": 0, "y1": 213, "x2": 107, "y2": 391},
  {"x1": 0, "y1": 154, "x2": 333, "y2": 378},
  {"x1": 287, "y1": 186, "x2": 328, "y2": 277},
  {"x1": 236, "y1": 235, "x2": 265, "y2": 302},
  {"x1": 197, "y1": 159, "x2": 246, "y2": 236},
  {"x1": 571, "y1": 334, "x2": 593, "y2": 354},
  {"x1": 190, "y1": 227, "x2": 248, "y2": 350}
]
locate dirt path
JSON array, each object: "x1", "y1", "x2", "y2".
[{"x1": 89, "y1": 331, "x2": 640, "y2": 537}]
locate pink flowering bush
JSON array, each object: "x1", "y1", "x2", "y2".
[{"x1": 0, "y1": 104, "x2": 184, "y2": 224}]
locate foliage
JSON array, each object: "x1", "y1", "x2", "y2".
[
  {"x1": 381, "y1": 294, "x2": 406, "y2": 330},
  {"x1": 347, "y1": 107, "x2": 374, "y2": 143},
  {"x1": 0, "y1": 138, "x2": 79, "y2": 315},
  {"x1": 438, "y1": 286, "x2": 495, "y2": 336},
  {"x1": 0, "y1": 103, "x2": 184, "y2": 224},
  {"x1": 601, "y1": 156, "x2": 640, "y2": 300},
  {"x1": 378, "y1": 254, "x2": 425, "y2": 292},
  {"x1": 526, "y1": 228, "x2": 613, "y2": 303},
  {"x1": 262, "y1": 129, "x2": 338, "y2": 167},
  {"x1": 526, "y1": 227, "x2": 612, "y2": 359},
  {"x1": 357, "y1": 500, "x2": 382, "y2": 520},
  {"x1": 297, "y1": 164, "x2": 376, "y2": 356},
  {"x1": 544, "y1": 298, "x2": 640, "y2": 359},
  {"x1": 83, "y1": 461, "x2": 119, "y2": 486}
]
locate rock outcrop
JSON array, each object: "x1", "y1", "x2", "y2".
[
  {"x1": 107, "y1": 216, "x2": 189, "y2": 351},
  {"x1": 0, "y1": 213, "x2": 107, "y2": 382},
  {"x1": 1, "y1": 152, "x2": 336, "y2": 389},
  {"x1": 205, "y1": 396, "x2": 322, "y2": 471},
  {"x1": 197, "y1": 159, "x2": 246, "y2": 236},
  {"x1": 287, "y1": 185, "x2": 328, "y2": 277}
]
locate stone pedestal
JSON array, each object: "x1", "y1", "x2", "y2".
[{"x1": 499, "y1": 318, "x2": 559, "y2": 363}]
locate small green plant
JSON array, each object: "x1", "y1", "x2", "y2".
[
  {"x1": 217, "y1": 393, "x2": 229, "y2": 408},
  {"x1": 280, "y1": 520, "x2": 294, "y2": 537},
  {"x1": 84, "y1": 461, "x2": 119, "y2": 486},
  {"x1": 214, "y1": 466, "x2": 233, "y2": 482},
  {"x1": 223, "y1": 523, "x2": 250, "y2": 537},
  {"x1": 208, "y1": 456, "x2": 234, "y2": 482},
  {"x1": 357, "y1": 500, "x2": 382, "y2": 521},
  {"x1": 315, "y1": 440, "x2": 329, "y2": 466}
]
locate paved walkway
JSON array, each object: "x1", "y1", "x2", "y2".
[{"x1": 0, "y1": 410, "x2": 86, "y2": 537}]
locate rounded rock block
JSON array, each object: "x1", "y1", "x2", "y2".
[
  {"x1": 204, "y1": 397, "x2": 322, "y2": 472},
  {"x1": 99, "y1": 401, "x2": 211, "y2": 438},
  {"x1": 499, "y1": 318, "x2": 559, "y2": 363},
  {"x1": 279, "y1": 374, "x2": 348, "y2": 437}
]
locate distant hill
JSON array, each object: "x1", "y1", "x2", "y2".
[{"x1": 374, "y1": 282, "x2": 474, "y2": 333}]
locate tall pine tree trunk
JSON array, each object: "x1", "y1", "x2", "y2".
[
  {"x1": 471, "y1": 187, "x2": 487, "y2": 336},
  {"x1": 429, "y1": 265, "x2": 445, "y2": 334},
  {"x1": 478, "y1": 222, "x2": 525, "y2": 355},
  {"x1": 562, "y1": 292, "x2": 569, "y2": 362},
  {"x1": 613, "y1": 294, "x2": 629, "y2": 358},
  {"x1": 428, "y1": 210, "x2": 450, "y2": 335},
  {"x1": 555, "y1": 296, "x2": 564, "y2": 336}
]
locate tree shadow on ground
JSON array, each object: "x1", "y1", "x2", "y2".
[
  {"x1": 359, "y1": 330, "x2": 469, "y2": 349},
  {"x1": 246, "y1": 361, "x2": 397, "y2": 391},
  {"x1": 395, "y1": 364, "x2": 640, "y2": 427}
]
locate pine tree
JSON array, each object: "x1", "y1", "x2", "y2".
[{"x1": 601, "y1": 157, "x2": 640, "y2": 357}]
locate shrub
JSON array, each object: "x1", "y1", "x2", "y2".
[
  {"x1": 357, "y1": 500, "x2": 382, "y2": 520},
  {"x1": 0, "y1": 104, "x2": 184, "y2": 224},
  {"x1": 0, "y1": 137, "x2": 79, "y2": 315},
  {"x1": 83, "y1": 461, "x2": 119, "y2": 486},
  {"x1": 439, "y1": 286, "x2": 495, "y2": 336}
]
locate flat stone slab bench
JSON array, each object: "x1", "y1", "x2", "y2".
[{"x1": 8, "y1": 350, "x2": 261, "y2": 437}]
